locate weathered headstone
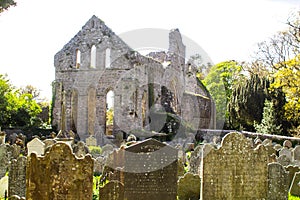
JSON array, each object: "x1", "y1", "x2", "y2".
[
  {"x1": 189, "y1": 145, "x2": 203, "y2": 175},
  {"x1": 101, "y1": 144, "x2": 114, "y2": 157},
  {"x1": 27, "y1": 138, "x2": 45, "y2": 156},
  {"x1": 0, "y1": 132, "x2": 6, "y2": 145},
  {"x1": 26, "y1": 142, "x2": 94, "y2": 200},
  {"x1": 99, "y1": 181, "x2": 124, "y2": 200},
  {"x1": 285, "y1": 165, "x2": 300, "y2": 188},
  {"x1": 267, "y1": 162, "x2": 289, "y2": 200},
  {"x1": 0, "y1": 144, "x2": 9, "y2": 178},
  {"x1": 290, "y1": 171, "x2": 300, "y2": 196},
  {"x1": 177, "y1": 173, "x2": 200, "y2": 200},
  {"x1": 279, "y1": 147, "x2": 292, "y2": 161},
  {"x1": 201, "y1": 132, "x2": 269, "y2": 199},
  {"x1": 8, "y1": 156, "x2": 26, "y2": 198},
  {"x1": 293, "y1": 146, "x2": 300, "y2": 161},
  {"x1": 123, "y1": 139, "x2": 178, "y2": 200},
  {"x1": 277, "y1": 155, "x2": 291, "y2": 166},
  {"x1": 262, "y1": 138, "x2": 272, "y2": 146},
  {"x1": 86, "y1": 135, "x2": 97, "y2": 147},
  {"x1": 283, "y1": 140, "x2": 293, "y2": 148},
  {"x1": 73, "y1": 141, "x2": 90, "y2": 158}
]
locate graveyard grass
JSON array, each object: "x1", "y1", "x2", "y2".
[{"x1": 290, "y1": 194, "x2": 300, "y2": 200}]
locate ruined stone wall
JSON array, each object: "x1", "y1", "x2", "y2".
[{"x1": 53, "y1": 15, "x2": 215, "y2": 143}]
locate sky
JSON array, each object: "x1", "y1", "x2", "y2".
[{"x1": 0, "y1": 0, "x2": 299, "y2": 100}]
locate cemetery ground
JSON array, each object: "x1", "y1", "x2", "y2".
[{"x1": 2, "y1": 131, "x2": 300, "y2": 199}]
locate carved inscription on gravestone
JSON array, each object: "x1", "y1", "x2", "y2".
[
  {"x1": 26, "y1": 143, "x2": 94, "y2": 200},
  {"x1": 201, "y1": 132, "x2": 269, "y2": 200},
  {"x1": 8, "y1": 156, "x2": 27, "y2": 198},
  {"x1": 123, "y1": 139, "x2": 178, "y2": 200}
]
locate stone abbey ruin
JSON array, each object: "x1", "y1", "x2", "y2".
[{"x1": 52, "y1": 15, "x2": 215, "y2": 145}]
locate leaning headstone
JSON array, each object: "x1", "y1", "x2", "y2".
[
  {"x1": 201, "y1": 132, "x2": 269, "y2": 199},
  {"x1": 99, "y1": 181, "x2": 124, "y2": 200},
  {"x1": 177, "y1": 173, "x2": 200, "y2": 200},
  {"x1": 8, "y1": 156, "x2": 26, "y2": 198},
  {"x1": 27, "y1": 138, "x2": 45, "y2": 156},
  {"x1": 290, "y1": 171, "x2": 300, "y2": 196},
  {"x1": 267, "y1": 162, "x2": 289, "y2": 200},
  {"x1": 26, "y1": 142, "x2": 94, "y2": 200},
  {"x1": 86, "y1": 135, "x2": 97, "y2": 147},
  {"x1": 123, "y1": 138, "x2": 178, "y2": 200}
]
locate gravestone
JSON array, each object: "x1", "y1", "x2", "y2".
[
  {"x1": 101, "y1": 144, "x2": 114, "y2": 157},
  {"x1": 177, "y1": 173, "x2": 200, "y2": 200},
  {"x1": 201, "y1": 132, "x2": 269, "y2": 199},
  {"x1": 27, "y1": 138, "x2": 45, "y2": 156},
  {"x1": 290, "y1": 172, "x2": 300, "y2": 196},
  {"x1": 262, "y1": 138, "x2": 272, "y2": 146},
  {"x1": 293, "y1": 146, "x2": 300, "y2": 161},
  {"x1": 267, "y1": 162, "x2": 289, "y2": 200},
  {"x1": 285, "y1": 165, "x2": 300, "y2": 188},
  {"x1": 283, "y1": 140, "x2": 292, "y2": 148},
  {"x1": 277, "y1": 155, "x2": 291, "y2": 166},
  {"x1": 0, "y1": 132, "x2": 5, "y2": 145},
  {"x1": 123, "y1": 138, "x2": 178, "y2": 200},
  {"x1": 99, "y1": 181, "x2": 124, "y2": 200},
  {"x1": 73, "y1": 141, "x2": 90, "y2": 158},
  {"x1": 189, "y1": 145, "x2": 203, "y2": 175},
  {"x1": 43, "y1": 139, "x2": 56, "y2": 149},
  {"x1": 279, "y1": 147, "x2": 292, "y2": 161},
  {"x1": 0, "y1": 144, "x2": 9, "y2": 178},
  {"x1": 8, "y1": 156, "x2": 27, "y2": 198},
  {"x1": 26, "y1": 142, "x2": 94, "y2": 200},
  {"x1": 86, "y1": 135, "x2": 97, "y2": 146}
]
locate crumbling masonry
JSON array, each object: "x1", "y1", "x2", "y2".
[{"x1": 52, "y1": 15, "x2": 215, "y2": 144}]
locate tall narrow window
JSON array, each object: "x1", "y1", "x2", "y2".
[
  {"x1": 105, "y1": 48, "x2": 111, "y2": 68},
  {"x1": 76, "y1": 49, "x2": 81, "y2": 68},
  {"x1": 105, "y1": 90, "x2": 114, "y2": 135},
  {"x1": 90, "y1": 45, "x2": 96, "y2": 68}
]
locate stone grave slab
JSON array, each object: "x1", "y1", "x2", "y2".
[
  {"x1": 123, "y1": 138, "x2": 178, "y2": 200},
  {"x1": 201, "y1": 132, "x2": 269, "y2": 199}
]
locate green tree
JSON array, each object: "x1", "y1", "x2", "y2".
[
  {"x1": 254, "y1": 100, "x2": 282, "y2": 134},
  {"x1": 0, "y1": 0, "x2": 16, "y2": 13},
  {"x1": 203, "y1": 60, "x2": 244, "y2": 128},
  {"x1": 0, "y1": 74, "x2": 42, "y2": 128}
]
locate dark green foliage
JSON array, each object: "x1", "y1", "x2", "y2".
[
  {"x1": 228, "y1": 74, "x2": 287, "y2": 133},
  {"x1": 0, "y1": 0, "x2": 16, "y2": 13}
]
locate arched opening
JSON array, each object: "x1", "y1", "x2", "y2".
[
  {"x1": 105, "y1": 48, "x2": 111, "y2": 68},
  {"x1": 76, "y1": 49, "x2": 81, "y2": 68},
  {"x1": 106, "y1": 90, "x2": 114, "y2": 135},
  {"x1": 90, "y1": 45, "x2": 96, "y2": 68}
]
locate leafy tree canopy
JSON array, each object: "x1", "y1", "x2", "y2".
[{"x1": 0, "y1": 0, "x2": 16, "y2": 13}]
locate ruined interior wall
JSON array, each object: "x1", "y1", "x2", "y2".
[{"x1": 181, "y1": 92, "x2": 212, "y2": 130}]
